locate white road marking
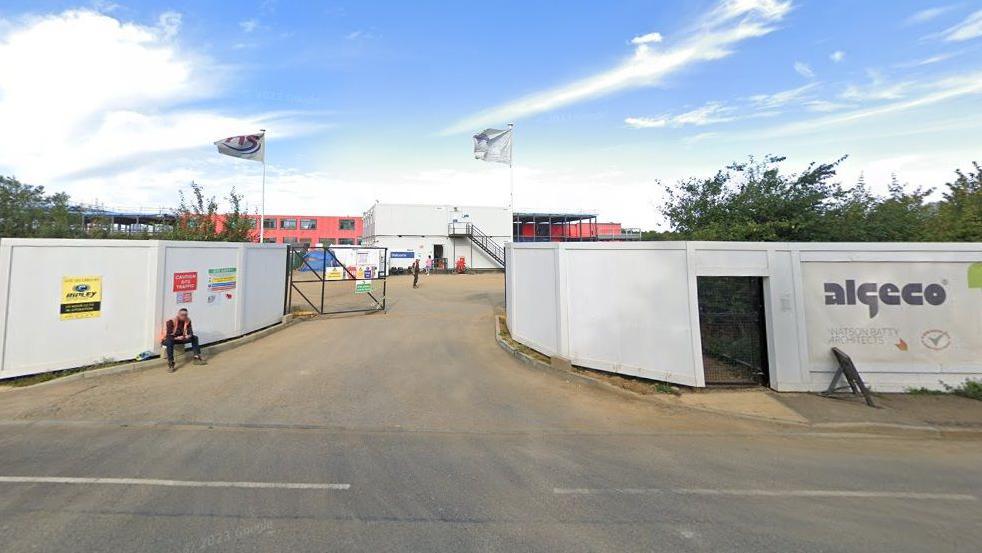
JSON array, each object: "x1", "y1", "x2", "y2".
[
  {"x1": 0, "y1": 476, "x2": 349, "y2": 490},
  {"x1": 553, "y1": 487, "x2": 977, "y2": 501}
]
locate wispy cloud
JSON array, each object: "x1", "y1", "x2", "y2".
[
  {"x1": 624, "y1": 117, "x2": 667, "y2": 129},
  {"x1": 904, "y1": 5, "x2": 956, "y2": 26},
  {"x1": 840, "y1": 71, "x2": 913, "y2": 101},
  {"x1": 346, "y1": 29, "x2": 377, "y2": 40},
  {"x1": 749, "y1": 82, "x2": 818, "y2": 108},
  {"x1": 630, "y1": 32, "x2": 663, "y2": 45},
  {"x1": 753, "y1": 71, "x2": 982, "y2": 138},
  {"x1": 793, "y1": 61, "x2": 815, "y2": 78},
  {"x1": 804, "y1": 99, "x2": 852, "y2": 112},
  {"x1": 943, "y1": 9, "x2": 982, "y2": 41},
  {"x1": 626, "y1": 102, "x2": 736, "y2": 129},
  {"x1": 829, "y1": 50, "x2": 845, "y2": 62},
  {"x1": 442, "y1": 0, "x2": 793, "y2": 134},
  {"x1": 894, "y1": 52, "x2": 956, "y2": 67},
  {"x1": 239, "y1": 19, "x2": 259, "y2": 33}
]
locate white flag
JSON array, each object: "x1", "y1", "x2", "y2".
[
  {"x1": 473, "y1": 128, "x2": 512, "y2": 165},
  {"x1": 214, "y1": 132, "x2": 265, "y2": 162}
]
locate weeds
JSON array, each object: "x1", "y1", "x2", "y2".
[
  {"x1": 906, "y1": 379, "x2": 982, "y2": 401},
  {"x1": 1, "y1": 357, "x2": 117, "y2": 388}
]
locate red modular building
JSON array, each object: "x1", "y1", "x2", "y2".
[
  {"x1": 248, "y1": 214, "x2": 363, "y2": 245},
  {"x1": 513, "y1": 212, "x2": 641, "y2": 242}
]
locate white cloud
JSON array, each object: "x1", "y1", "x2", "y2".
[
  {"x1": 157, "y1": 11, "x2": 181, "y2": 40},
  {"x1": 345, "y1": 29, "x2": 377, "y2": 40},
  {"x1": 624, "y1": 116, "x2": 668, "y2": 128},
  {"x1": 442, "y1": 0, "x2": 793, "y2": 134},
  {"x1": 895, "y1": 53, "x2": 955, "y2": 67},
  {"x1": 804, "y1": 100, "x2": 852, "y2": 112},
  {"x1": 829, "y1": 50, "x2": 845, "y2": 62},
  {"x1": 630, "y1": 32, "x2": 663, "y2": 45},
  {"x1": 943, "y1": 9, "x2": 982, "y2": 42},
  {"x1": 749, "y1": 82, "x2": 817, "y2": 108},
  {"x1": 904, "y1": 6, "x2": 955, "y2": 26},
  {"x1": 239, "y1": 19, "x2": 259, "y2": 33},
  {"x1": 755, "y1": 71, "x2": 982, "y2": 138},
  {"x1": 840, "y1": 71, "x2": 912, "y2": 101},
  {"x1": 90, "y1": 0, "x2": 121, "y2": 13},
  {"x1": 672, "y1": 102, "x2": 735, "y2": 126},
  {"x1": 0, "y1": 9, "x2": 321, "y2": 187},
  {"x1": 626, "y1": 102, "x2": 735, "y2": 129},
  {"x1": 793, "y1": 61, "x2": 815, "y2": 78}
]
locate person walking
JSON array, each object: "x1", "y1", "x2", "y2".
[
  {"x1": 425, "y1": 255, "x2": 433, "y2": 275},
  {"x1": 412, "y1": 258, "x2": 420, "y2": 288},
  {"x1": 161, "y1": 308, "x2": 205, "y2": 372}
]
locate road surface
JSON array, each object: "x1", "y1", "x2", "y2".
[{"x1": 0, "y1": 273, "x2": 979, "y2": 552}]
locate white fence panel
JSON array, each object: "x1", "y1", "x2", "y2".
[
  {"x1": 0, "y1": 239, "x2": 287, "y2": 380},
  {"x1": 506, "y1": 241, "x2": 982, "y2": 392},
  {"x1": 243, "y1": 246, "x2": 288, "y2": 334}
]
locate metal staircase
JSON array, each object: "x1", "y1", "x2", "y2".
[{"x1": 448, "y1": 223, "x2": 505, "y2": 267}]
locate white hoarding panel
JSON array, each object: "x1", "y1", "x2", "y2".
[
  {"x1": 0, "y1": 240, "x2": 287, "y2": 380},
  {"x1": 802, "y1": 261, "x2": 982, "y2": 372},
  {"x1": 564, "y1": 247, "x2": 698, "y2": 386},
  {"x1": 507, "y1": 242, "x2": 982, "y2": 392},
  {"x1": 1, "y1": 243, "x2": 156, "y2": 378},
  {"x1": 163, "y1": 246, "x2": 240, "y2": 344},
  {"x1": 509, "y1": 247, "x2": 559, "y2": 355},
  {"x1": 243, "y1": 247, "x2": 287, "y2": 334}
]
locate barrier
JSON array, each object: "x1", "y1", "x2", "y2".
[
  {"x1": 0, "y1": 239, "x2": 287, "y2": 380},
  {"x1": 505, "y1": 241, "x2": 982, "y2": 392}
]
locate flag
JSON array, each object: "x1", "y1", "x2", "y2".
[
  {"x1": 214, "y1": 132, "x2": 265, "y2": 162},
  {"x1": 473, "y1": 128, "x2": 512, "y2": 165}
]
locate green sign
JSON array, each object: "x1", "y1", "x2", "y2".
[{"x1": 354, "y1": 280, "x2": 372, "y2": 294}]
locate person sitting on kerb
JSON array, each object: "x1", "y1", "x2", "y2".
[{"x1": 161, "y1": 308, "x2": 206, "y2": 372}]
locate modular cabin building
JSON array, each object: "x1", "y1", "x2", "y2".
[{"x1": 362, "y1": 203, "x2": 511, "y2": 270}]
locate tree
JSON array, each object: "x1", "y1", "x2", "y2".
[
  {"x1": 169, "y1": 181, "x2": 255, "y2": 242},
  {"x1": 930, "y1": 163, "x2": 982, "y2": 241},
  {"x1": 218, "y1": 187, "x2": 255, "y2": 242},
  {"x1": 861, "y1": 175, "x2": 933, "y2": 241},
  {"x1": 0, "y1": 175, "x2": 80, "y2": 238},
  {"x1": 660, "y1": 155, "x2": 857, "y2": 241}
]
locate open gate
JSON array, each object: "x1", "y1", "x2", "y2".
[
  {"x1": 285, "y1": 245, "x2": 387, "y2": 315},
  {"x1": 697, "y1": 276, "x2": 769, "y2": 386}
]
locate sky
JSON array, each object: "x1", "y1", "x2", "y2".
[{"x1": 0, "y1": 0, "x2": 980, "y2": 229}]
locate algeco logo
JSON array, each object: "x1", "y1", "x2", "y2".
[{"x1": 824, "y1": 279, "x2": 946, "y2": 318}]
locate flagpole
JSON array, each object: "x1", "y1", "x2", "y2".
[
  {"x1": 508, "y1": 122, "x2": 514, "y2": 210},
  {"x1": 260, "y1": 128, "x2": 266, "y2": 243}
]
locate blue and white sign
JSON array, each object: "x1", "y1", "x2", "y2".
[{"x1": 390, "y1": 251, "x2": 415, "y2": 259}]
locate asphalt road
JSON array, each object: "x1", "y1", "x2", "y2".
[{"x1": 0, "y1": 273, "x2": 980, "y2": 552}]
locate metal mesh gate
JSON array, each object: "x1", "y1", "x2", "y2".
[
  {"x1": 286, "y1": 245, "x2": 387, "y2": 315},
  {"x1": 697, "y1": 276, "x2": 768, "y2": 386}
]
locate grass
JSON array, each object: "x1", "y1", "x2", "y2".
[{"x1": 906, "y1": 379, "x2": 982, "y2": 401}]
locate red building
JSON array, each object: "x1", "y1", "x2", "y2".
[
  {"x1": 249, "y1": 214, "x2": 363, "y2": 245},
  {"x1": 513, "y1": 212, "x2": 640, "y2": 242}
]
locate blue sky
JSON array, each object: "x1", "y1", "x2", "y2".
[{"x1": 0, "y1": 0, "x2": 980, "y2": 228}]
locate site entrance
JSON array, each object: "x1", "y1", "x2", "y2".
[
  {"x1": 696, "y1": 276, "x2": 769, "y2": 386},
  {"x1": 286, "y1": 245, "x2": 388, "y2": 315}
]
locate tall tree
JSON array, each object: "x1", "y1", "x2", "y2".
[
  {"x1": 931, "y1": 163, "x2": 982, "y2": 241},
  {"x1": 660, "y1": 155, "x2": 856, "y2": 241}
]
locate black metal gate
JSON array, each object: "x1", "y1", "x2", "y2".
[
  {"x1": 697, "y1": 276, "x2": 768, "y2": 386},
  {"x1": 285, "y1": 245, "x2": 387, "y2": 315}
]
